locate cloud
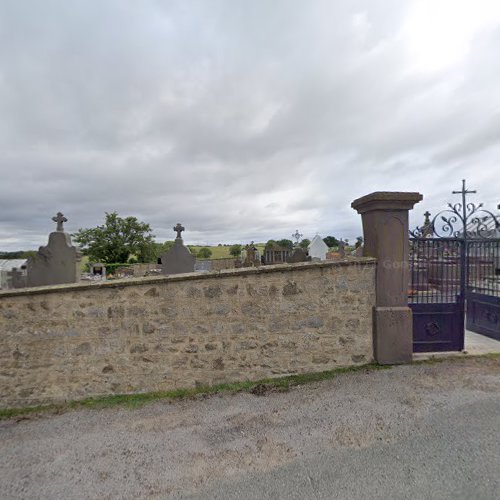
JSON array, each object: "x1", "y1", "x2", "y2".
[{"x1": 0, "y1": 0, "x2": 499, "y2": 250}]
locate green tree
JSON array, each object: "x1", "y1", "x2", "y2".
[
  {"x1": 299, "y1": 238, "x2": 310, "y2": 249},
  {"x1": 277, "y1": 239, "x2": 294, "y2": 249},
  {"x1": 355, "y1": 236, "x2": 364, "y2": 248},
  {"x1": 323, "y1": 236, "x2": 340, "y2": 248},
  {"x1": 197, "y1": 247, "x2": 212, "y2": 259},
  {"x1": 73, "y1": 212, "x2": 155, "y2": 264},
  {"x1": 229, "y1": 244, "x2": 243, "y2": 257}
]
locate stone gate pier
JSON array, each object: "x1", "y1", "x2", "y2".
[{"x1": 352, "y1": 192, "x2": 423, "y2": 364}]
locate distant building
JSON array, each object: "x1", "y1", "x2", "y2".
[{"x1": 308, "y1": 235, "x2": 329, "y2": 261}]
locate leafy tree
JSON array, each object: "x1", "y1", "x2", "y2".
[
  {"x1": 197, "y1": 247, "x2": 212, "y2": 259},
  {"x1": 265, "y1": 239, "x2": 277, "y2": 248},
  {"x1": 299, "y1": 238, "x2": 310, "y2": 249},
  {"x1": 355, "y1": 236, "x2": 364, "y2": 248},
  {"x1": 323, "y1": 236, "x2": 340, "y2": 248},
  {"x1": 73, "y1": 212, "x2": 155, "y2": 264},
  {"x1": 229, "y1": 244, "x2": 243, "y2": 257},
  {"x1": 277, "y1": 239, "x2": 294, "y2": 249}
]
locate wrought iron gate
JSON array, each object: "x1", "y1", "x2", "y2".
[
  {"x1": 466, "y1": 240, "x2": 500, "y2": 340},
  {"x1": 409, "y1": 238, "x2": 465, "y2": 352},
  {"x1": 408, "y1": 180, "x2": 500, "y2": 352}
]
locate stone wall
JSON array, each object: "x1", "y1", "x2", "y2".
[{"x1": 0, "y1": 259, "x2": 376, "y2": 409}]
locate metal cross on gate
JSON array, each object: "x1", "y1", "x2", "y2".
[
  {"x1": 452, "y1": 179, "x2": 477, "y2": 241},
  {"x1": 52, "y1": 212, "x2": 67, "y2": 232}
]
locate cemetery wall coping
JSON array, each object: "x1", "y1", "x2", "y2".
[{"x1": 0, "y1": 257, "x2": 376, "y2": 298}]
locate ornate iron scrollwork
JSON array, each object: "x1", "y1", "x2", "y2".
[
  {"x1": 424, "y1": 322, "x2": 441, "y2": 337},
  {"x1": 410, "y1": 180, "x2": 500, "y2": 239}
]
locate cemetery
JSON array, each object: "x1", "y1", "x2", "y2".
[{"x1": 1, "y1": 189, "x2": 499, "y2": 410}]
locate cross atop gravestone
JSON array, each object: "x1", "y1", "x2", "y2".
[
  {"x1": 291, "y1": 229, "x2": 303, "y2": 246},
  {"x1": 173, "y1": 223, "x2": 185, "y2": 239},
  {"x1": 52, "y1": 212, "x2": 67, "y2": 232}
]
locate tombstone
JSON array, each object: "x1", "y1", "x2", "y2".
[
  {"x1": 338, "y1": 239, "x2": 347, "y2": 258},
  {"x1": 351, "y1": 245, "x2": 364, "y2": 257},
  {"x1": 89, "y1": 262, "x2": 106, "y2": 280},
  {"x1": 27, "y1": 212, "x2": 81, "y2": 287},
  {"x1": 160, "y1": 223, "x2": 195, "y2": 275},
  {"x1": 7, "y1": 267, "x2": 27, "y2": 289},
  {"x1": 308, "y1": 235, "x2": 329, "y2": 261},
  {"x1": 242, "y1": 242, "x2": 261, "y2": 267},
  {"x1": 286, "y1": 247, "x2": 311, "y2": 263}
]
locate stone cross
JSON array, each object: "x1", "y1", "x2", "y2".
[
  {"x1": 52, "y1": 212, "x2": 67, "y2": 232},
  {"x1": 291, "y1": 229, "x2": 303, "y2": 246},
  {"x1": 173, "y1": 223, "x2": 185, "y2": 239}
]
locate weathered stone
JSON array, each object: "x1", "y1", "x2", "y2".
[
  {"x1": 301, "y1": 317, "x2": 324, "y2": 329},
  {"x1": 282, "y1": 281, "x2": 300, "y2": 296},
  {"x1": 312, "y1": 354, "x2": 330, "y2": 364},
  {"x1": 102, "y1": 365, "x2": 115, "y2": 373},
  {"x1": 226, "y1": 285, "x2": 239, "y2": 295},
  {"x1": 107, "y1": 305, "x2": 125, "y2": 318},
  {"x1": 130, "y1": 344, "x2": 148, "y2": 354},
  {"x1": 26, "y1": 214, "x2": 81, "y2": 287},
  {"x1": 351, "y1": 354, "x2": 366, "y2": 363},
  {"x1": 204, "y1": 285, "x2": 222, "y2": 298},
  {"x1": 142, "y1": 323, "x2": 155, "y2": 334},
  {"x1": 0, "y1": 259, "x2": 375, "y2": 409},
  {"x1": 160, "y1": 234, "x2": 195, "y2": 275},
  {"x1": 144, "y1": 287, "x2": 159, "y2": 297},
  {"x1": 74, "y1": 343, "x2": 91, "y2": 356},
  {"x1": 213, "y1": 358, "x2": 224, "y2": 370}
]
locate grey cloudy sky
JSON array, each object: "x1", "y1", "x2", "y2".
[{"x1": 1, "y1": 0, "x2": 499, "y2": 250}]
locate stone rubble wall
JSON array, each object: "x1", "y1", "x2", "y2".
[{"x1": 0, "y1": 259, "x2": 376, "y2": 409}]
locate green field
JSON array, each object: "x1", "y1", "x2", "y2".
[{"x1": 189, "y1": 244, "x2": 266, "y2": 260}]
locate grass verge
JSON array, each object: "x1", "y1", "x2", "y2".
[
  {"x1": 2, "y1": 353, "x2": 498, "y2": 421},
  {"x1": 0, "y1": 363, "x2": 388, "y2": 421}
]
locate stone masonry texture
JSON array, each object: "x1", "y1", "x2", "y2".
[{"x1": 0, "y1": 259, "x2": 376, "y2": 409}]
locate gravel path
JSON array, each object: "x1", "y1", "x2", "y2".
[{"x1": 1, "y1": 357, "x2": 499, "y2": 499}]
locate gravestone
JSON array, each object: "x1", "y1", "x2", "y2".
[
  {"x1": 27, "y1": 212, "x2": 81, "y2": 287},
  {"x1": 338, "y1": 239, "x2": 347, "y2": 258},
  {"x1": 287, "y1": 248, "x2": 311, "y2": 263},
  {"x1": 7, "y1": 268, "x2": 27, "y2": 289},
  {"x1": 160, "y1": 223, "x2": 195, "y2": 275},
  {"x1": 243, "y1": 242, "x2": 261, "y2": 267}
]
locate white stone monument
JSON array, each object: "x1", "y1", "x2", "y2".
[{"x1": 308, "y1": 235, "x2": 329, "y2": 261}]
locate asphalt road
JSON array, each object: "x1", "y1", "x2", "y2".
[
  {"x1": 1, "y1": 356, "x2": 499, "y2": 499},
  {"x1": 191, "y1": 396, "x2": 500, "y2": 500}
]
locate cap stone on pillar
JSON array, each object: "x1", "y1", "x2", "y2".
[{"x1": 352, "y1": 191, "x2": 423, "y2": 364}]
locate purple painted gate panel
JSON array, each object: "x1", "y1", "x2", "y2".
[
  {"x1": 410, "y1": 302, "x2": 464, "y2": 352},
  {"x1": 466, "y1": 292, "x2": 500, "y2": 341}
]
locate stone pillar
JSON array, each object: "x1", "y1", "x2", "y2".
[{"x1": 351, "y1": 192, "x2": 422, "y2": 364}]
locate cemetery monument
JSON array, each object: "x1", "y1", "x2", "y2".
[
  {"x1": 26, "y1": 212, "x2": 81, "y2": 287},
  {"x1": 160, "y1": 223, "x2": 196, "y2": 275}
]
